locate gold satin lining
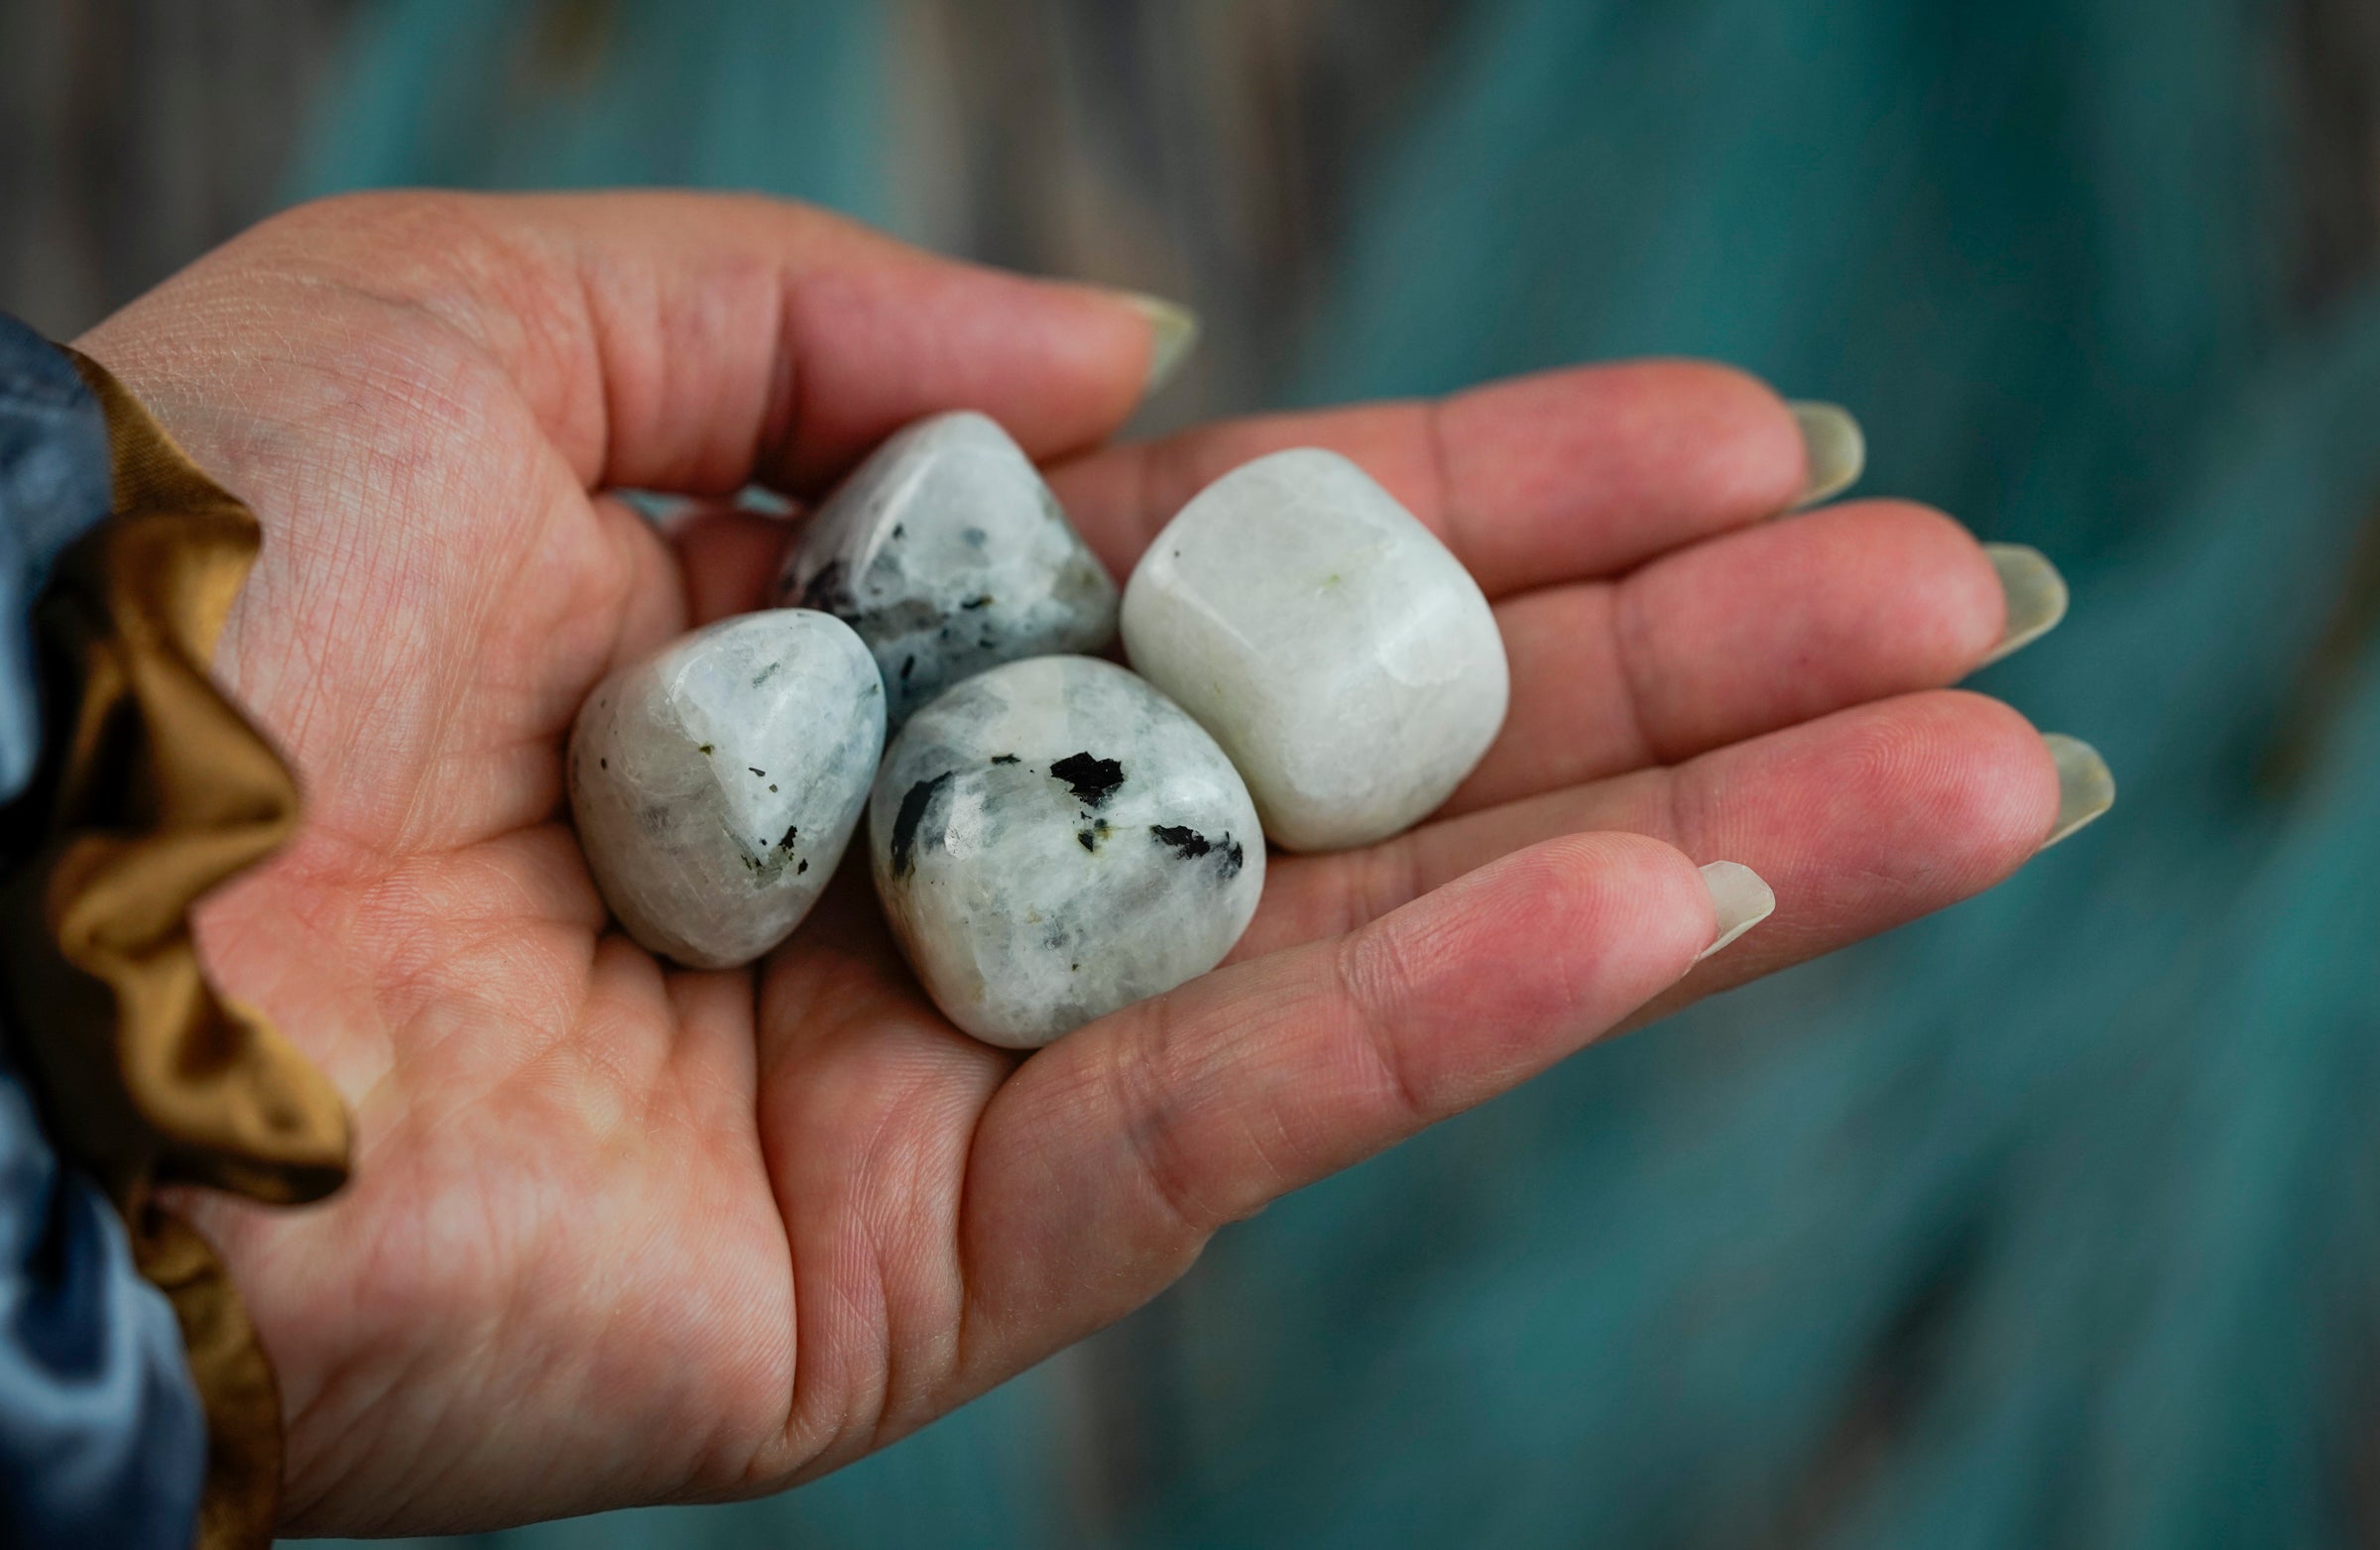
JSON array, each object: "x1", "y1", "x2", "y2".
[
  {"x1": 0, "y1": 350, "x2": 351, "y2": 1549},
  {"x1": 142, "y1": 1205, "x2": 286, "y2": 1550}
]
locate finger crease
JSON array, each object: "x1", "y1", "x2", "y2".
[
  {"x1": 1105, "y1": 1006, "x2": 1218, "y2": 1243},
  {"x1": 1349, "y1": 834, "x2": 1426, "y2": 939},
  {"x1": 567, "y1": 246, "x2": 623, "y2": 489},
  {"x1": 755, "y1": 268, "x2": 803, "y2": 488},
  {"x1": 1334, "y1": 930, "x2": 1433, "y2": 1130},
  {"x1": 1606, "y1": 580, "x2": 1670, "y2": 768}
]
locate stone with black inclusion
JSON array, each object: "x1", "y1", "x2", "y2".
[
  {"x1": 568, "y1": 610, "x2": 885, "y2": 968},
  {"x1": 776, "y1": 412, "x2": 1119, "y2": 732},
  {"x1": 869, "y1": 656, "x2": 1264, "y2": 1047},
  {"x1": 576, "y1": 422, "x2": 1520, "y2": 1037}
]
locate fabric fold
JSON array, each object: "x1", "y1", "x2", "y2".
[{"x1": 0, "y1": 346, "x2": 351, "y2": 1549}]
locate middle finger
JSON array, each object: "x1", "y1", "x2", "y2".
[{"x1": 1448, "y1": 499, "x2": 2027, "y2": 814}]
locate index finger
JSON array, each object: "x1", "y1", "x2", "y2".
[
  {"x1": 1047, "y1": 360, "x2": 1818, "y2": 597},
  {"x1": 92, "y1": 188, "x2": 1167, "y2": 500}
]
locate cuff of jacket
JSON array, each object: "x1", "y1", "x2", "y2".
[{"x1": 0, "y1": 345, "x2": 351, "y2": 1550}]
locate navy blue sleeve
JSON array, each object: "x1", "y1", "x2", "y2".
[{"x1": 0, "y1": 310, "x2": 205, "y2": 1550}]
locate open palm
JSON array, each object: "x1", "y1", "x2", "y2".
[{"x1": 80, "y1": 192, "x2": 2061, "y2": 1537}]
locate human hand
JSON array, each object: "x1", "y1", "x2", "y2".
[{"x1": 78, "y1": 191, "x2": 2078, "y2": 1535}]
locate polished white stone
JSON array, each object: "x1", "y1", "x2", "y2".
[
  {"x1": 870, "y1": 656, "x2": 1264, "y2": 1048},
  {"x1": 1120, "y1": 448, "x2": 1509, "y2": 852},
  {"x1": 568, "y1": 610, "x2": 885, "y2": 969},
  {"x1": 778, "y1": 411, "x2": 1119, "y2": 731}
]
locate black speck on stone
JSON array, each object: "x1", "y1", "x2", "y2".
[
  {"x1": 777, "y1": 825, "x2": 798, "y2": 852},
  {"x1": 890, "y1": 772, "x2": 955, "y2": 879},
  {"x1": 752, "y1": 661, "x2": 782, "y2": 688},
  {"x1": 599, "y1": 758, "x2": 608, "y2": 770},
  {"x1": 961, "y1": 594, "x2": 993, "y2": 610},
  {"x1": 1077, "y1": 829, "x2": 1096, "y2": 851},
  {"x1": 750, "y1": 767, "x2": 767, "y2": 777},
  {"x1": 991, "y1": 754, "x2": 1020, "y2": 766},
  {"x1": 900, "y1": 656, "x2": 916, "y2": 681},
  {"x1": 963, "y1": 526, "x2": 988, "y2": 546},
  {"x1": 1150, "y1": 824, "x2": 1212, "y2": 860},
  {"x1": 892, "y1": 523, "x2": 906, "y2": 539},
  {"x1": 1152, "y1": 825, "x2": 1246, "y2": 880},
  {"x1": 797, "y1": 859, "x2": 809, "y2": 875},
  {"x1": 769, "y1": 784, "x2": 777, "y2": 792},
  {"x1": 698, "y1": 743, "x2": 715, "y2": 756},
  {"x1": 1050, "y1": 751, "x2": 1125, "y2": 807},
  {"x1": 1075, "y1": 819, "x2": 1111, "y2": 852}
]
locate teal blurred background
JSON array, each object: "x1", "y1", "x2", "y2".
[{"x1": 12, "y1": 1, "x2": 2380, "y2": 1544}]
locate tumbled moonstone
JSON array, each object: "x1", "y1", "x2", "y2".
[
  {"x1": 777, "y1": 411, "x2": 1119, "y2": 731},
  {"x1": 569, "y1": 610, "x2": 885, "y2": 969},
  {"x1": 1120, "y1": 448, "x2": 1510, "y2": 852},
  {"x1": 870, "y1": 656, "x2": 1264, "y2": 1048}
]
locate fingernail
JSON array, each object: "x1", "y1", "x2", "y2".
[
  {"x1": 2040, "y1": 734, "x2": 2115, "y2": 849},
  {"x1": 1114, "y1": 292, "x2": 1200, "y2": 397},
  {"x1": 1979, "y1": 543, "x2": 2069, "y2": 666},
  {"x1": 1695, "y1": 861, "x2": 1776, "y2": 962},
  {"x1": 1790, "y1": 401, "x2": 1865, "y2": 508}
]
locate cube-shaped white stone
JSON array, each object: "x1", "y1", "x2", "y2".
[{"x1": 1121, "y1": 449, "x2": 1508, "y2": 852}]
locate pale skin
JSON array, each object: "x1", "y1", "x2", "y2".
[{"x1": 78, "y1": 191, "x2": 2060, "y2": 1536}]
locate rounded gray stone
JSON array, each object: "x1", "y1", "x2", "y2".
[
  {"x1": 778, "y1": 411, "x2": 1119, "y2": 731},
  {"x1": 870, "y1": 656, "x2": 1265, "y2": 1048},
  {"x1": 568, "y1": 610, "x2": 885, "y2": 969}
]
